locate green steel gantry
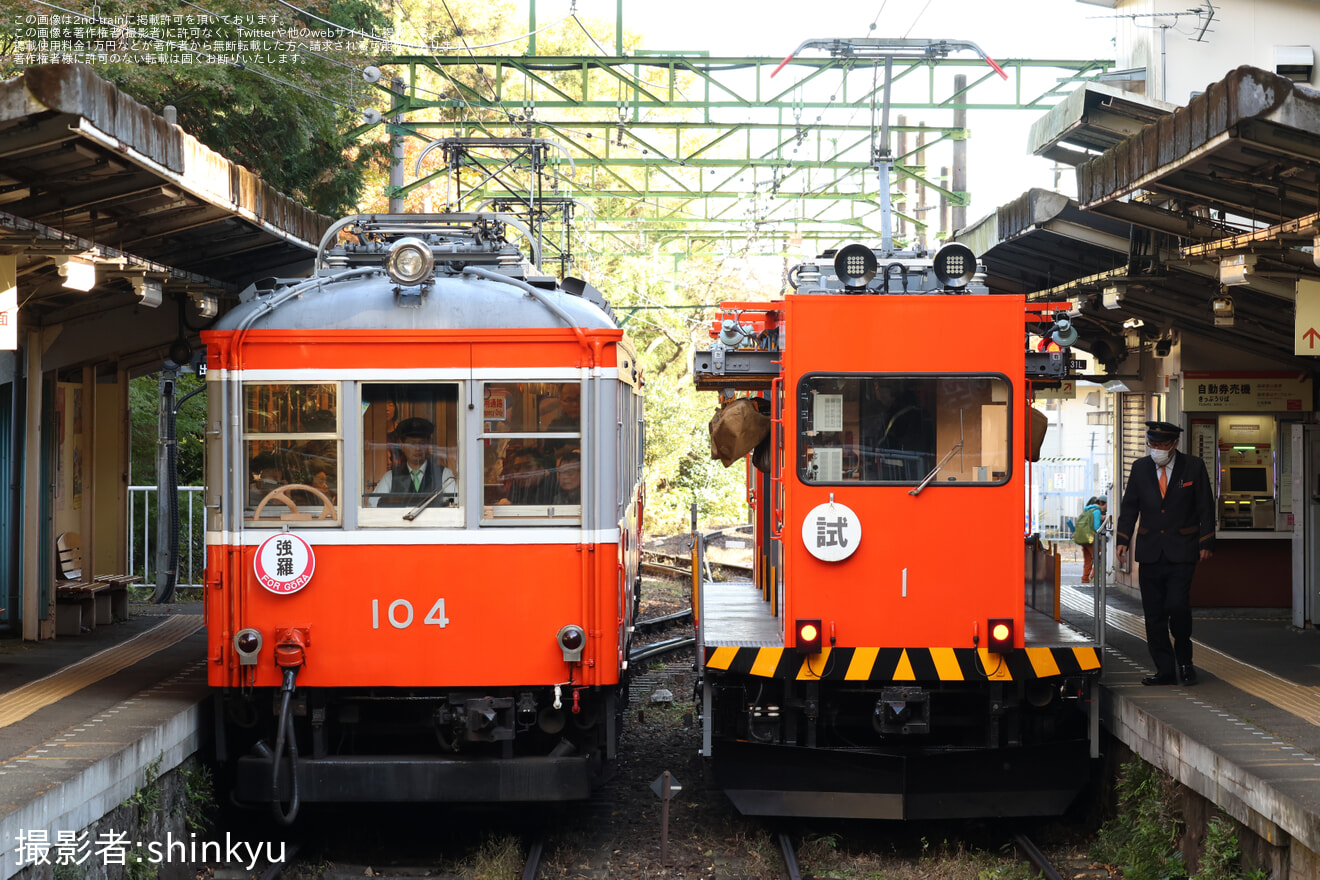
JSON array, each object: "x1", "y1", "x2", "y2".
[{"x1": 353, "y1": 52, "x2": 1113, "y2": 261}]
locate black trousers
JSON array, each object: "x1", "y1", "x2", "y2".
[{"x1": 1139, "y1": 560, "x2": 1197, "y2": 677}]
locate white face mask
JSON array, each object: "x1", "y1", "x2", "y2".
[{"x1": 1148, "y1": 446, "x2": 1173, "y2": 467}]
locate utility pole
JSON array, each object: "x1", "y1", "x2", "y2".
[
  {"x1": 952, "y1": 73, "x2": 968, "y2": 234},
  {"x1": 389, "y1": 76, "x2": 405, "y2": 213}
]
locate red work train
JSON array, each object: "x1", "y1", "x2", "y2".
[
  {"x1": 692, "y1": 242, "x2": 1104, "y2": 819},
  {"x1": 202, "y1": 214, "x2": 643, "y2": 820}
]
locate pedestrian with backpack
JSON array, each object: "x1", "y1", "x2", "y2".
[{"x1": 1074, "y1": 495, "x2": 1106, "y2": 582}]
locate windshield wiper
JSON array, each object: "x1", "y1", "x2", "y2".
[
  {"x1": 909, "y1": 442, "x2": 963, "y2": 496},
  {"x1": 404, "y1": 490, "x2": 455, "y2": 521}
]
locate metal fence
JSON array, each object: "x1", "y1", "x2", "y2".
[
  {"x1": 1029, "y1": 457, "x2": 1094, "y2": 541},
  {"x1": 128, "y1": 485, "x2": 207, "y2": 589}
]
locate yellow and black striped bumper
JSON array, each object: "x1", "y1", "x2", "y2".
[{"x1": 703, "y1": 645, "x2": 1101, "y2": 682}]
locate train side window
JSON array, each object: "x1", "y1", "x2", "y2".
[
  {"x1": 797, "y1": 374, "x2": 1011, "y2": 486},
  {"x1": 241, "y1": 383, "x2": 340, "y2": 525},
  {"x1": 360, "y1": 382, "x2": 463, "y2": 527},
  {"x1": 480, "y1": 381, "x2": 581, "y2": 524}
]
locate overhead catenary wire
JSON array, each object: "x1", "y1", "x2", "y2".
[{"x1": 901, "y1": 0, "x2": 936, "y2": 38}]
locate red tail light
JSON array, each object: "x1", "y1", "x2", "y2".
[
  {"x1": 794, "y1": 618, "x2": 822, "y2": 654},
  {"x1": 988, "y1": 618, "x2": 1015, "y2": 654}
]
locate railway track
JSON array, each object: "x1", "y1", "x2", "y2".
[{"x1": 641, "y1": 549, "x2": 753, "y2": 581}]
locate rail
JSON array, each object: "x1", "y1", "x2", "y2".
[{"x1": 128, "y1": 485, "x2": 207, "y2": 589}]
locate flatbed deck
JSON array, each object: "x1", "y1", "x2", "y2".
[{"x1": 699, "y1": 579, "x2": 1100, "y2": 650}]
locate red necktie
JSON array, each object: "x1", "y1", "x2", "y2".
[{"x1": 1158, "y1": 466, "x2": 1167, "y2": 497}]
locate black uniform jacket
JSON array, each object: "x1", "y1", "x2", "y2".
[{"x1": 1115, "y1": 453, "x2": 1216, "y2": 564}]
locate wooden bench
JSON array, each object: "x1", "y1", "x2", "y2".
[
  {"x1": 56, "y1": 532, "x2": 136, "y2": 634},
  {"x1": 55, "y1": 582, "x2": 105, "y2": 636},
  {"x1": 91, "y1": 574, "x2": 140, "y2": 623}
]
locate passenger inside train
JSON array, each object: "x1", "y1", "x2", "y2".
[
  {"x1": 547, "y1": 446, "x2": 581, "y2": 504},
  {"x1": 243, "y1": 382, "x2": 341, "y2": 521},
  {"x1": 481, "y1": 381, "x2": 583, "y2": 522}
]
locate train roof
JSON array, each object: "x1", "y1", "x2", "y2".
[
  {"x1": 212, "y1": 213, "x2": 619, "y2": 334},
  {"x1": 213, "y1": 269, "x2": 619, "y2": 333}
]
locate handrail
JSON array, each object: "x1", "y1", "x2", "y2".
[{"x1": 769, "y1": 377, "x2": 784, "y2": 538}]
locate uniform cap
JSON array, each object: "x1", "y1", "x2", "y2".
[
  {"x1": 1145, "y1": 420, "x2": 1182, "y2": 442},
  {"x1": 397, "y1": 417, "x2": 434, "y2": 440},
  {"x1": 1096, "y1": 494, "x2": 1108, "y2": 504}
]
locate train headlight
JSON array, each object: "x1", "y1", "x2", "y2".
[
  {"x1": 833, "y1": 243, "x2": 878, "y2": 290},
  {"x1": 794, "y1": 618, "x2": 823, "y2": 654},
  {"x1": 557, "y1": 624, "x2": 586, "y2": 662},
  {"x1": 987, "y1": 618, "x2": 1015, "y2": 655},
  {"x1": 233, "y1": 628, "x2": 263, "y2": 667},
  {"x1": 933, "y1": 242, "x2": 977, "y2": 288},
  {"x1": 386, "y1": 237, "x2": 434, "y2": 285}
]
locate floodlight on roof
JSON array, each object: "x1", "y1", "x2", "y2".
[
  {"x1": 55, "y1": 255, "x2": 96, "y2": 292},
  {"x1": 131, "y1": 277, "x2": 163, "y2": 308}
]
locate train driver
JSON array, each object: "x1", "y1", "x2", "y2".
[
  {"x1": 860, "y1": 380, "x2": 930, "y2": 480},
  {"x1": 368, "y1": 417, "x2": 458, "y2": 508}
]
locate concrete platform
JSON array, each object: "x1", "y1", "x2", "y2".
[
  {"x1": 1066, "y1": 560, "x2": 1320, "y2": 878},
  {"x1": 0, "y1": 606, "x2": 206, "y2": 880},
  {"x1": 5, "y1": 563, "x2": 1320, "y2": 876}
]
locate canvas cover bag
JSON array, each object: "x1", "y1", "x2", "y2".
[{"x1": 710, "y1": 397, "x2": 771, "y2": 467}]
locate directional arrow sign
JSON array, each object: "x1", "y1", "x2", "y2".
[{"x1": 1296, "y1": 279, "x2": 1320, "y2": 356}]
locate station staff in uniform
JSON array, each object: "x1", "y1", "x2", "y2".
[{"x1": 1115, "y1": 420, "x2": 1215, "y2": 686}]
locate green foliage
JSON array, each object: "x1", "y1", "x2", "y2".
[
  {"x1": 130, "y1": 372, "x2": 206, "y2": 486},
  {"x1": 180, "y1": 763, "x2": 215, "y2": 832},
  {"x1": 129, "y1": 372, "x2": 206, "y2": 582},
  {"x1": 122, "y1": 754, "x2": 164, "y2": 816},
  {"x1": 1192, "y1": 813, "x2": 1269, "y2": 880},
  {"x1": 585, "y1": 252, "x2": 750, "y2": 534},
  {"x1": 1093, "y1": 758, "x2": 1187, "y2": 880},
  {"x1": 127, "y1": 856, "x2": 161, "y2": 880},
  {"x1": 2, "y1": 0, "x2": 392, "y2": 215}
]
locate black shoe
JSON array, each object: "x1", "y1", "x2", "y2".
[
  {"x1": 1179, "y1": 665, "x2": 1197, "y2": 685},
  {"x1": 1142, "y1": 673, "x2": 1176, "y2": 686}
]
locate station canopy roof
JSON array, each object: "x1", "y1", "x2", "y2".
[
  {"x1": 0, "y1": 64, "x2": 330, "y2": 325},
  {"x1": 960, "y1": 65, "x2": 1320, "y2": 371}
]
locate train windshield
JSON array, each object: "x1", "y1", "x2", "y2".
[
  {"x1": 480, "y1": 381, "x2": 582, "y2": 524},
  {"x1": 797, "y1": 374, "x2": 1011, "y2": 486},
  {"x1": 242, "y1": 383, "x2": 341, "y2": 525},
  {"x1": 360, "y1": 383, "x2": 462, "y2": 525}
]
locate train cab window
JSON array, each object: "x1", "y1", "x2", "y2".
[
  {"x1": 479, "y1": 381, "x2": 582, "y2": 524},
  {"x1": 242, "y1": 383, "x2": 341, "y2": 525},
  {"x1": 797, "y1": 374, "x2": 1011, "y2": 486},
  {"x1": 360, "y1": 383, "x2": 462, "y2": 526}
]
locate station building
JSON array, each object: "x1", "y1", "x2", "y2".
[
  {"x1": 962, "y1": 0, "x2": 1320, "y2": 621},
  {"x1": 0, "y1": 64, "x2": 328, "y2": 640}
]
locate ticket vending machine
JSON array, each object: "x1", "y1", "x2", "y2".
[{"x1": 1218, "y1": 415, "x2": 1276, "y2": 530}]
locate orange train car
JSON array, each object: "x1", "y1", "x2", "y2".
[
  {"x1": 692, "y1": 243, "x2": 1104, "y2": 819},
  {"x1": 202, "y1": 215, "x2": 643, "y2": 821}
]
